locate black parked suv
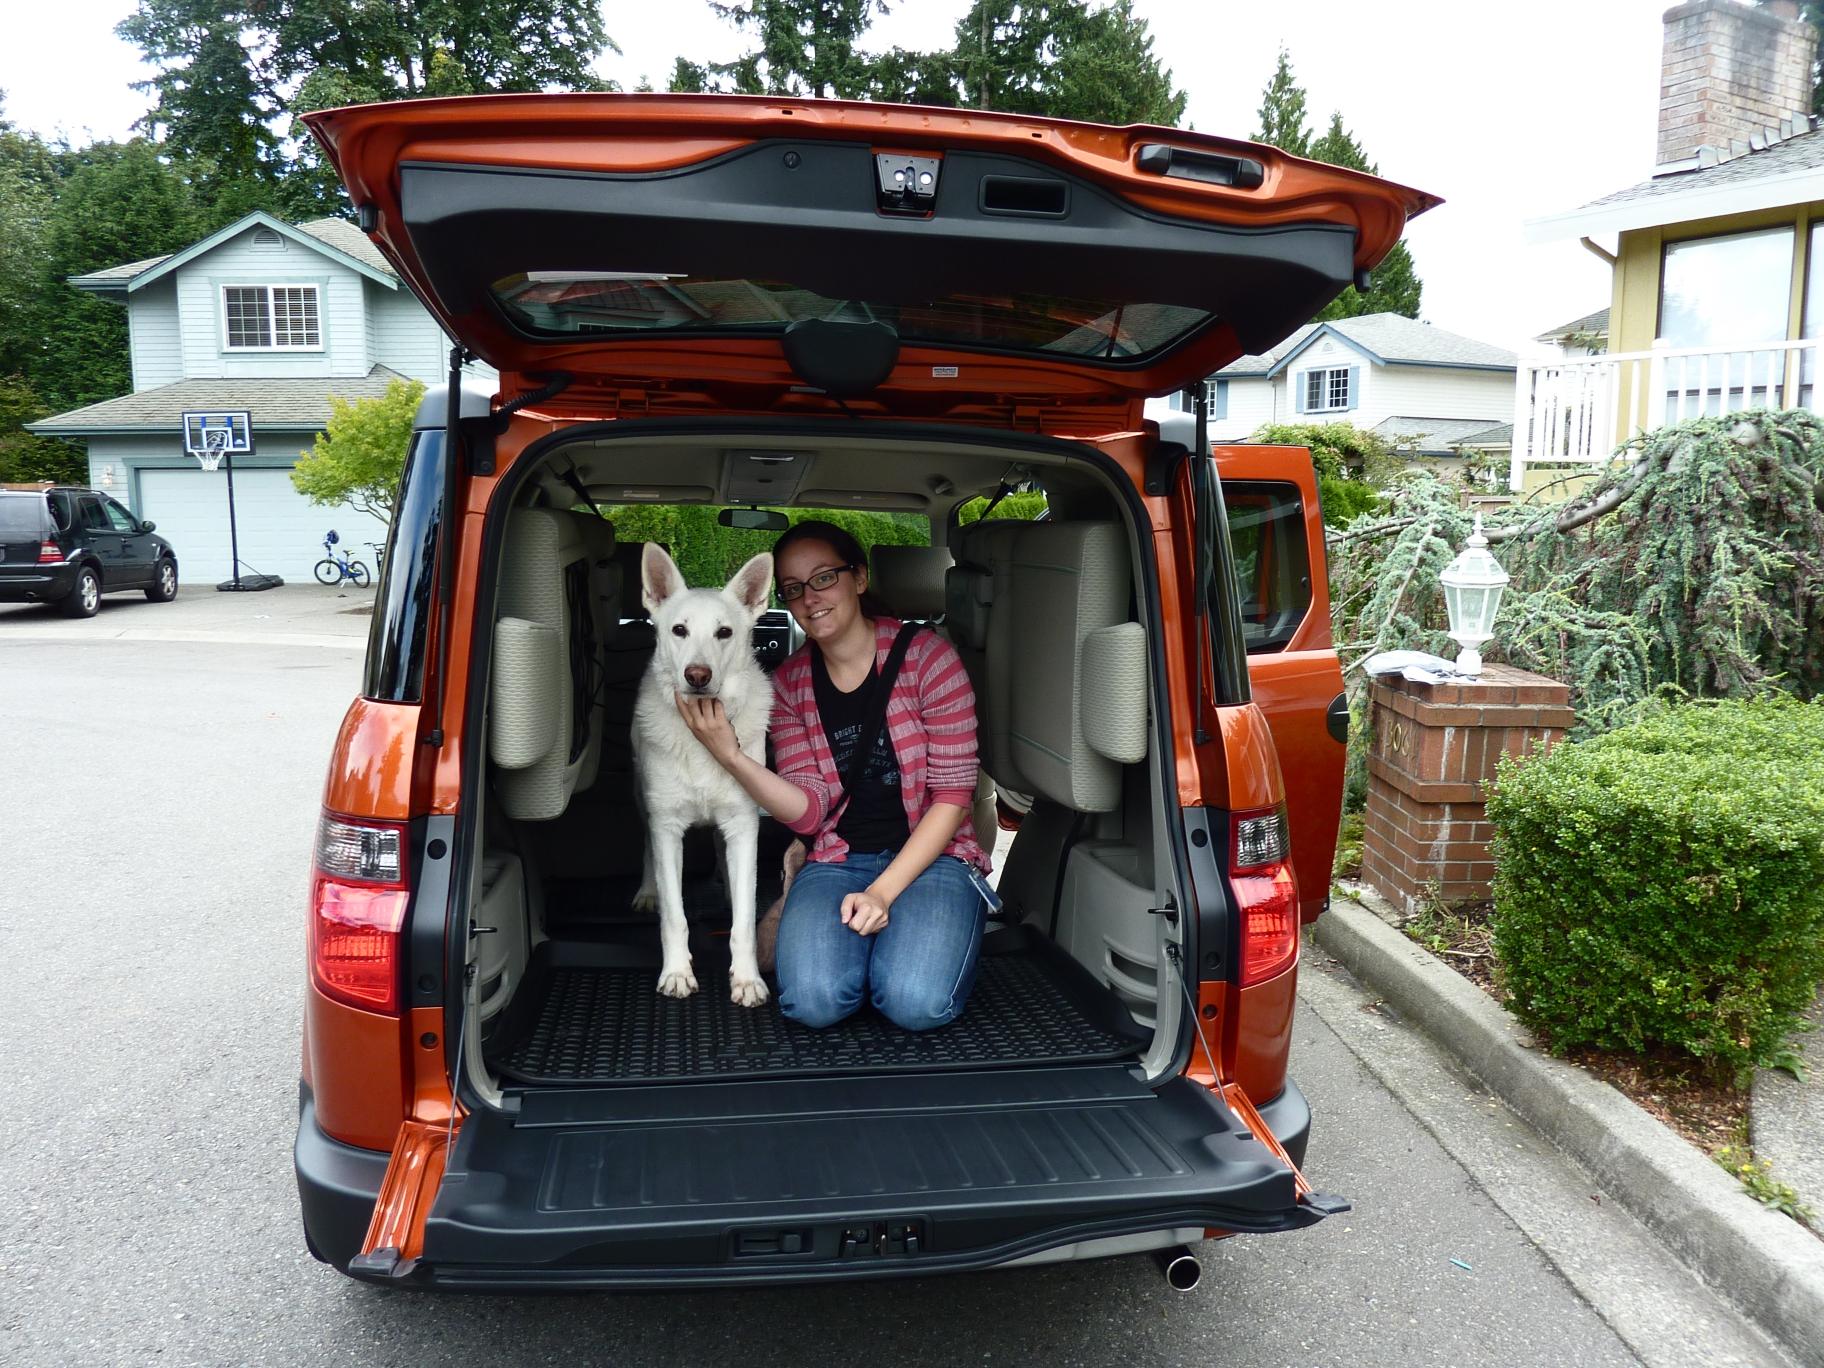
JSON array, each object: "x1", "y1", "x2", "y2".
[{"x1": 0, "y1": 485, "x2": 179, "y2": 618}]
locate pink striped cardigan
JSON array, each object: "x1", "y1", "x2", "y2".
[{"x1": 769, "y1": 616, "x2": 989, "y2": 871}]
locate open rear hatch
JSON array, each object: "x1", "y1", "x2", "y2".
[
  {"x1": 302, "y1": 93, "x2": 1437, "y2": 426},
  {"x1": 357, "y1": 1066, "x2": 1325, "y2": 1287}
]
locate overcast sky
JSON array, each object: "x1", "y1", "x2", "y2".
[{"x1": 1, "y1": 0, "x2": 1674, "y2": 357}]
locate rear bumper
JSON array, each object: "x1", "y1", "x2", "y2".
[
  {"x1": 295, "y1": 1088, "x2": 391, "y2": 1270},
  {"x1": 294, "y1": 1074, "x2": 1319, "y2": 1282},
  {"x1": 1256, "y1": 1075, "x2": 1312, "y2": 1169},
  {"x1": 0, "y1": 564, "x2": 77, "y2": 601}
]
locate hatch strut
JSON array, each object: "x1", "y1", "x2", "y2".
[
  {"x1": 425, "y1": 345, "x2": 471, "y2": 748},
  {"x1": 1191, "y1": 385, "x2": 1211, "y2": 745}
]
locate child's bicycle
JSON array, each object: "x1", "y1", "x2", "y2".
[{"x1": 313, "y1": 530, "x2": 370, "y2": 587}]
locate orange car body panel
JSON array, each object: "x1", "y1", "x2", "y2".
[{"x1": 305, "y1": 986, "x2": 411, "y2": 1152}]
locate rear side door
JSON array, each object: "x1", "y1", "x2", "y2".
[
  {"x1": 1217, "y1": 446, "x2": 1346, "y2": 923},
  {"x1": 72, "y1": 494, "x2": 121, "y2": 584}
]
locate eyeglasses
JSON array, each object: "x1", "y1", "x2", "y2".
[{"x1": 777, "y1": 565, "x2": 855, "y2": 602}]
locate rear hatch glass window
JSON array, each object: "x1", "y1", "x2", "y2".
[
  {"x1": 493, "y1": 273, "x2": 1209, "y2": 363},
  {"x1": 0, "y1": 495, "x2": 50, "y2": 536}
]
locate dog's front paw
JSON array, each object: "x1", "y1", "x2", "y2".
[
  {"x1": 729, "y1": 974, "x2": 770, "y2": 1008},
  {"x1": 656, "y1": 963, "x2": 699, "y2": 998},
  {"x1": 631, "y1": 885, "x2": 658, "y2": 913}
]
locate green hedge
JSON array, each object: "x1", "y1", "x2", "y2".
[
  {"x1": 601, "y1": 505, "x2": 930, "y2": 590},
  {"x1": 1486, "y1": 698, "x2": 1824, "y2": 1072}
]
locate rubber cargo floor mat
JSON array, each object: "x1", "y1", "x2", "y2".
[{"x1": 488, "y1": 925, "x2": 1147, "y2": 1084}]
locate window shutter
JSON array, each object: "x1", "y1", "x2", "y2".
[
  {"x1": 1293, "y1": 375, "x2": 1307, "y2": 414},
  {"x1": 1215, "y1": 379, "x2": 1229, "y2": 420},
  {"x1": 1345, "y1": 366, "x2": 1360, "y2": 410}
]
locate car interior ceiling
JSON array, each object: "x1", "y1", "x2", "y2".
[{"x1": 460, "y1": 434, "x2": 1186, "y2": 1105}]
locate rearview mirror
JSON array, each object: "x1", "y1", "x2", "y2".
[
  {"x1": 718, "y1": 507, "x2": 789, "y2": 531},
  {"x1": 139, "y1": 520, "x2": 156, "y2": 533}
]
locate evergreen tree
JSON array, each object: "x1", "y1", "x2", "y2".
[
  {"x1": 1250, "y1": 63, "x2": 1423, "y2": 320},
  {"x1": 950, "y1": 0, "x2": 1186, "y2": 123},
  {"x1": 705, "y1": 0, "x2": 889, "y2": 97},
  {"x1": 39, "y1": 141, "x2": 205, "y2": 410},
  {"x1": 1252, "y1": 47, "x2": 1310, "y2": 157}
]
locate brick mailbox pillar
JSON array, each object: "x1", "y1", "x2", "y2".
[{"x1": 1360, "y1": 663, "x2": 1574, "y2": 912}]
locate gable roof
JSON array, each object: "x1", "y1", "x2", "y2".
[
  {"x1": 25, "y1": 365, "x2": 411, "y2": 436},
  {"x1": 1372, "y1": 415, "x2": 1514, "y2": 453},
  {"x1": 1215, "y1": 313, "x2": 1517, "y2": 378},
  {"x1": 1535, "y1": 307, "x2": 1610, "y2": 343},
  {"x1": 66, "y1": 211, "x2": 397, "y2": 295},
  {"x1": 1527, "y1": 118, "x2": 1824, "y2": 242}
]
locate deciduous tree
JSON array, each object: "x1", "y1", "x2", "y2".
[{"x1": 291, "y1": 378, "x2": 426, "y2": 524}]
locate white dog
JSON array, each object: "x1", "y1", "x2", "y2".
[{"x1": 631, "y1": 544, "x2": 774, "y2": 1006}]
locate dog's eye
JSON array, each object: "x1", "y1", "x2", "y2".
[
  {"x1": 715, "y1": 626, "x2": 733, "y2": 640},
  {"x1": 671, "y1": 624, "x2": 687, "y2": 638}
]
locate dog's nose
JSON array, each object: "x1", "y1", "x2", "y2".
[{"x1": 684, "y1": 665, "x2": 712, "y2": 690}]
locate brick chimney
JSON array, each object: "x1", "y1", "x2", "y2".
[{"x1": 1657, "y1": 0, "x2": 1818, "y2": 165}]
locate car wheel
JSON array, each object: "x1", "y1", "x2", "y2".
[
  {"x1": 314, "y1": 559, "x2": 341, "y2": 586},
  {"x1": 62, "y1": 566, "x2": 101, "y2": 618},
  {"x1": 144, "y1": 558, "x2": 178, "y2": 602}
]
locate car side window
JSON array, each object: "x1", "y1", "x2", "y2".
[
  {"x1": 77, "y1": 496, "x2": 110, "y2": 533},
  {"x1": 48, "y1": 494, "x2": 71, "y2": 530},
  {"x1": 1224, "y1": 480, "x2": 1312, "y2": 654},
  {"x1": 102, "y1": 499, "x2": 138, "y2": 533}
]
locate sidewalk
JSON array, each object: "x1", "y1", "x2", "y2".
[
  {"x1": 0, "y1": 582, "x2": 373, "y2": 649},
  {"x1": 1316, "y1": 882, "x2": 1824, "y2": 1367}
]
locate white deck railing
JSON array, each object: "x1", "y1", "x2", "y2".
[{"x1": 1509, "y1": 338, "x2": 1822, "y2": 490}]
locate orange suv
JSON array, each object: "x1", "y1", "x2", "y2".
[{"x1": 293, "y1": 94, "x2": 1433, "y2": 1289}]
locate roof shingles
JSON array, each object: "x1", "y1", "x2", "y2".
[
  {"x1": 1216, "y1": 313, "x2": 1516, "y2": 377},
  {"x1": 27, "y1": 366, "x2": 410, "y2": 434}
]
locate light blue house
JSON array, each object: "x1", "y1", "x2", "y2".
[{"x1": 28, "y1": 211, "x2": 490, "y2": 582}]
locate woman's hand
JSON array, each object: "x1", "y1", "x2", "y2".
[
  {"x1": 675, "y1": 694, "x2": 741, "y2": 765},
  {"x1": 840, "y1": 888, "x2": 891, "y2": 936}
]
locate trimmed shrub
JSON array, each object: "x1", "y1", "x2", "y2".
[{"x1": 1486, "y1": 698, "x2": 1824, "y2": 1072}]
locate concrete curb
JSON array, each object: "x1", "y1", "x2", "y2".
[{"x1": 1314, "y1": 888, "x2": 1824, "y2": 1368}]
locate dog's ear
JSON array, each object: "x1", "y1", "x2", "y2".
[
  {"x1": 641, "y1": 543, "x2": 684, "y2": 614},
  {"x1": 726, "y1": 551, "x2": 774, "y2": 614}
]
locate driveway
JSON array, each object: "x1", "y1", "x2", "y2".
[{"x1": 0, "y1": 582, "x2": 374, "y2": 649}]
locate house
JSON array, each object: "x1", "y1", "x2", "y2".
[
  {"x1": 1517, "y1": 0, "x2": 1821, "y2": 491},
  {"x1": 26, "y1": 211, "x2": 491, "y2": 582},
  {"x1": 1150, "y1": 312, "x2": 1518, "y2": 479},
  {"x1": 1535, "y1": 307, "x2": 1611, "y2": 358}
]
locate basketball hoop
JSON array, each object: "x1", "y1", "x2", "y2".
[{"x1": 194, "y1": 428, "x2": 230, "y2": 472}]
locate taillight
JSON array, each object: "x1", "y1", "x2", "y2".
[
  {"x1": 38, "y1": 540, "x2": 61, "y2": 563},
  {"x1": 310, "y1": 814, "x2": 409, "y2": 1013},
  {"x1": 1233, "y1": 807, "x2": 1299, "y2": 987}
]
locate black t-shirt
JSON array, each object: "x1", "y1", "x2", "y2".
[{"x1": 811, "y1": 648, "x2": 911, "y2": 855}]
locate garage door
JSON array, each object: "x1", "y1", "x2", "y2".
[{"x1": 138, "y1": 466, "x2": 389, "y2": 584}]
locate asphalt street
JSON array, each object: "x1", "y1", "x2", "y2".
[{"x1": 0, "y1": 604, "x2": 1793, "y2": 1367}]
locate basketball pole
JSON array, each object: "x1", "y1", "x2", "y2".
[{"x1": 223, "y1": 439, "x2": 243, "y2": 591}]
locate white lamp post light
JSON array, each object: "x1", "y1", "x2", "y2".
[{"x1": 1440, "y1": 513, "x2": 1509, "y2": 676}]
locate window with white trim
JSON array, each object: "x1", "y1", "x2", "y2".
[
  {"x1": 1304, "y1": 366, "x2": 1351, "y2": 412},
  {"x1": 222, "y1": 284, "x2": 321, "y2": 349}
]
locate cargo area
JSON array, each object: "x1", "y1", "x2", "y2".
[{"x1": 455, "y1": 428, "x2": 1190, "y2": 1107}]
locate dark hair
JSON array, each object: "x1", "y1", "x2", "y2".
[{"x1": 773, "y1": 518, "x2": 889, "y2": 618}]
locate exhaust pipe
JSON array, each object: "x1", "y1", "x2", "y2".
[{"x1": 1153, "y1": 1244, "x2": 1202, "y2": 1292}]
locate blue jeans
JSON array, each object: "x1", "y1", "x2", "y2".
[{"x1": 775, "y1": 852, "x2": 987, "y2": 1032}]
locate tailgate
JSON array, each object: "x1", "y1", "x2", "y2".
[{"x1": 383, "y1": 1067, "x2": 1327, "y2": 1287}]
